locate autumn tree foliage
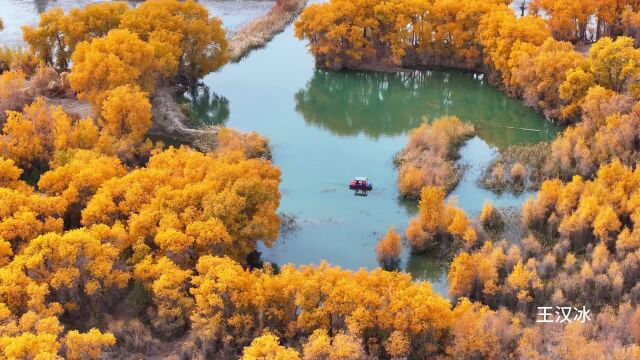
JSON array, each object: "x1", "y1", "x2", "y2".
[
  {"x1": 0, "y1": 97, "x2": 153, "y2": 172},
  {"x1": 37, "y1": 150, "x2": 126, "y2": 227},
  {"x1": 480, "y1": 201, "x2": 504, "y2": 232},
  {"x1": 395, "y1": 117, "x2": 474, "y2": 199},
  {"x1": 524, "y1": 160, "x2": 640, "y2": 249},
  {"x1": 295, "y1": 0, "x2": 511, "y2": 70},
  {"x1": 22, "y1": 2, "x2": 129, "y2": 70},
  {"x1": 190, "y1": 256, "x2": 453, "y2": 358},
  {"x1": 0, "y1": 308, "x2": 115, "y2": 359},
  {"x1": 120, "y1": 0, "x2": 228, "y2": 87},
  {"x1": 9, "y1": 0, "x2": 640, "y2": 358},
  {"x1": 22, "y1": 0, "x2": 227, "y2": 87},
  {"x1": 68, "y1": 29, "x2": 164, "y2": 107},
  {"x1": 82, "y1": 146, "x2": 281, "y2": 265},
  {"x1": 375, "y1": 226, "x2": 402, "y2": 269},
  {"x1": 477, "y1": 8, "x2": 550, "y2": 88},
  {"x1": 0, "y1": 70, "x2": 30, "y2": 123},
  {"x1": 529, "y1": 0, "x2": 595, "y2": 43},
  {"x1": 510, "y1": 38, "x2": 586, "y2": 118},
  {"x1": 242, "y1": 332, "x2": 300, "y2": 360},
  {"x1": 99, "y1": 85, "x2": 152, "y2": 143},
  {"x1": 405, "y1": 186, "x2": 478, "y2": 253},
  {"x1": 546, "y1": 89, "x2": 640, "y2": 180}
]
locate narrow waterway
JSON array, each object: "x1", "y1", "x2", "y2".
[{"x1": 2, "y1": 0, "x2": 562, "y2": 295}]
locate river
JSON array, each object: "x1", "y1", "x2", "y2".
[{"x1": 1, "y1": 0, "x2": 562, "y2": 295}]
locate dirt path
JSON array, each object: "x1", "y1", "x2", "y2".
[{"x1": 227, "y1": 0, "x2": 307, "y2": 62}]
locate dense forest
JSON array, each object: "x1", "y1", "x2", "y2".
[{"x1": 1, "y1": 0, "x2": 640, "y2": 359}]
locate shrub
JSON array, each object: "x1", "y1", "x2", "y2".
[
  {"x1": 406, "y1": 186, "x2": 477, "y2": 253},
  {"x1": 0, "y1": 70, "x2": 30, "y2": 123},
  {"x1": 396, "y1": 117, "x2": 474, "y2": 199},
  {"x1": 376, "y1": 226, "x2": 402, "y2": 269},
  {"x1": 510, "y1": 162, "x2": 527, "y2": 183},
  {"x1": 480, "y1": 201, "x2": 504, "y2": 232}
]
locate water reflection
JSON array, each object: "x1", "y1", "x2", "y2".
[
  {"x1": 184, "y1": 86, "x2": 230, "y2": 127},
  {"x1": 405, "y1": 254, "x2": 449, "y2": 296},
  {"x1": 295, "y1": 69, "x2": 561, "y2": 147}
]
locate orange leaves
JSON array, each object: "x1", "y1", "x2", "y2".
[
  {"x1": 0, "y1": 70, "x2": 30, "y2": 121},
  {"x1": 133, "y1": 256, "x2": 194, "y2": 338},
  {"x1": 375, "y1": 226, "x2": 402, "y2": 269},
  {"x1": 396, "y1": 116, "x2": 474, "y2": 199},
  {"x1": 119, "y1": 0, "x2": 228, "y2": 86},
  {"x1": 295, "y1": 0, "x2": 506, "y2": 70},
  {"x1": 478, "y1": 10, "x2": 550, "y2": 86},
  {"x1": 506, "y1": 260, "x2": 542, "y2": 299},
  {"x1": 511, "y1": 38, "x2": 586, "y2": 119},
  {"x1": 99, "y1": 85, "x2": 152, "y2": 142},
  {"x1": 531, "y1": 0, "x2": 595, "y2": 42},
  {"x1": 81, "y1": 147, "x2": 281, "y2": 264},
  {"x1": 526, "y1": 160, "x2": 640, "y2": 248},
  {"x1": 38, "y1": 150, "x2": 126, "y2": 221},
  {"x1": 189, "y1": 256, "x2": 454, "y2": 357},
  {"x1": 242, "y1": 332, "x2": 301, "y2": 360},
  {"x1": 22, "y1": 2, "x2": 129, "y2": 70},
  {"x1": 69, "y1": 29, "x2": 161, "y2": 107},
  {"x1": 64, "y1": 329, "x2": 116, "y2": 360},
  {"x1": 448, "y1": 242, "x2": 502, "y2": 300},
  {"x1": 406, "y1": 186, "x2": 477, "y2": 252},
  {"x1": 18, "y1": 229, "x2": 129, "y2": 301}
]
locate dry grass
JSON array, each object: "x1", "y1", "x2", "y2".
[
  {"x1": 481, "y1": 142, "x2": 551, "y2": 193},
  {"x1": 227, "y1": 0, "x2": 307, "y2": 62},
  {"x1": 395, "y1": 116, "x2": 474, "y2": 200},
  {"x1": 108, "y1": 319, "x2": 160, "y2": 355},
  {"x1": 0, "y1": 70, "x2": 31, "y2": 124}
]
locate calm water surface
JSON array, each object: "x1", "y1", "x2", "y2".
[{"x1": 2, "y1": 1, "x2": 562, "y2": 295}]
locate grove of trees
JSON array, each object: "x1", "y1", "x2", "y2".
[{"x1": 3, "y1": 0, "x2": 640, "y2": 358}]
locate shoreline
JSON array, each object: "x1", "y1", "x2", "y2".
[{"x1": 227, "y1": 0, "x2": 307, "y2": 62}]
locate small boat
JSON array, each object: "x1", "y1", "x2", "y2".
[{"x1": 349, "y1": 177, "x2": 373, "y2": 191}]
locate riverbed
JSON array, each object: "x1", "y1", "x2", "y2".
[{"x1": 2, "y1": 0, "x2": 562, "y2": 295}]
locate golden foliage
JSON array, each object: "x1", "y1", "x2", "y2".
[
  {"x1": 68, "y1": 29, "x2": 162, "y2": 107},
  {"x1": 99, "y1": 85, "x2": 152, "y2": 142},
  {"x1": 295, "y1": 0, "x2": 509, "y2": 70},
  {"x1": 375, "y1": 226, "x2": 402, "y2": 269},
  {"x1": 396, "y1": 117, "x2": 474, "y2": 199},
  {"x1": 22, "y1": 2, "x2": 129, "y2": 70},
  {"x1": 82, "y1": 146, "x2": 281, "y2": 263},
  {"x1": 242, "y1": 332, "x2": 301, "y2": 360},
  {"x1": 120, "y1": 0, "x2": 228, "y2": 86},
  {"x1": 406, "y1": 186, "x2": 477, "y2": 252},
  {"x1": 64, "y1": 328, "x2": 116, "y2": 360},
  {"x1": 191, "y1": 256, "x2": 452, "y2": 357}
]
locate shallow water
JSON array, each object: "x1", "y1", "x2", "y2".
[{"x1": 3, "y1": 1, "x2": 562, "y2": 296}]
